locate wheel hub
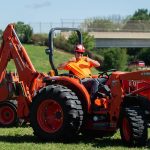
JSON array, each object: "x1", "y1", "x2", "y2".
[
  {"x1": 0, "y1": 106, "x2": 14, "y2": 124},
  {"x1": 37, "y1": 99, "x2": 63, "y2": 133}
]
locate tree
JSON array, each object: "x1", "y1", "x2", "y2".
[
  {"x1": 68, "y1": 31, "x2": 95, "y2": 50},
  {"x1": 15, "y1": 22, "x2": 33, "y2": 43},
  {"x1": 137, "y1": 48, "x2": 150, "y2": 65},
  {"x1": 123, "y1": 9, "x2": 150, "y2": 31},
  {"x1": 101, "y1": 48, "x2": 128, "y2": 71},
  {"x1": 131, "y1": 9, "x2": 150, "y2": 20}
]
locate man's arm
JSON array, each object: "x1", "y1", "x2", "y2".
[
  {"x1": 57, "y1": 57, "x2": 76, "y2": 70},
  {"x1": 57, "y1": 62, "x2": 69, "y2": 70},
  {"x1": 85, "y1": 57, "x2": 100, "y2": 67}
]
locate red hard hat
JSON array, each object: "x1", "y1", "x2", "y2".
[{"x1": 74, "y1": 44, "x2": 85, "y2": 53}]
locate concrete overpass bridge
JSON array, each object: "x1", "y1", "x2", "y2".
[{"x1": 89, "y1": 32, "x2": 150, "y2": 48}]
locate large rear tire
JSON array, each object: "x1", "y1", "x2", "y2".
[
  {"x1": 30, "y1": 84, "x2": 83, "y2": 141},
  {"x1": 0, "y1": 101, "x2": 18, "y2": 127},
  {"x1": 120, "y1": 106, "x2": 148, "y2": 146}
]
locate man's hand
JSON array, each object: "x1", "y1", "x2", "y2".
[
  {"x1": 84, "y1": 57, "x2": 100, "y2": 67},
  {"x1": 69, "y1": 57, "x2": 76, "y2": 62},
  {"x1": 84, "y1": 57, "x2": 91, "y2": 62}
]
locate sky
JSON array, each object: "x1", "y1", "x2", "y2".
[{"x1": 0, "y1": 0, "x2": 149, "y2": 32}]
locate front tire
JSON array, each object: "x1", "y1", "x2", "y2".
[
  {"x1": 30, "y1": 84, "x2": 83, "y2": 141},
  {"x1": 120, "y1": 106, "x2": 148, "y2": 146}
]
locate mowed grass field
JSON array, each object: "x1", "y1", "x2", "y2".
[
  {"x1": 7, "y1": 44, "x2": 99, "y2": 74},
  {"x1": 2, "y1": 44, "x2": 150, "y2": 150},
  {"x1": 1, "y1": 127, "x2": 150, "y2": 150},
  {"x1": 7, "y1": 44, "x2": 74, "y2": 74}
]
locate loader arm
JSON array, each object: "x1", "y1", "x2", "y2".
[
  {"x1": 0, "y1": 24, "x2": 38, "y2": 87},
  {"x1": 0, "y1": 24, "x2": 46, "y2": 118}
]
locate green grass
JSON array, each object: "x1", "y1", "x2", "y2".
[
  {"x1": 6, "y1": 44, "x2": 99, "y2": 75},
  {"x1": 0, "y1": 127, "x2": 149, "y2": 150}
]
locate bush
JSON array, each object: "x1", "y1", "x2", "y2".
[
  {"x1": 54, "y1": 34, "x2": 73, "y2": 53},
  {"x1": 15, "y1": 22, "x2": 33, "y2": 43},
  {"x1": 100, "y1": 48, "x2": 128, "y2": 71},
  {"x1": 137, "y1": 48, "x2": 150, "y2": 65},
  {"x1": 31, "y1": 34, "x2": 48, "y2": 46}
]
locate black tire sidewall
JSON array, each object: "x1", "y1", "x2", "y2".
[{"x1": 30, "y1": 84, "x2": 83, "y2": 140}]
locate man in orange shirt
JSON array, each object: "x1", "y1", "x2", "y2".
[{"x1": 58, "y1": 44, "x2": 101, "y2": 101}]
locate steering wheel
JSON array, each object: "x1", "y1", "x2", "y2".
[
  {"x1": 98, "y1": 71, "x2": 109, "y2": 78},
  {"x1": 98, "y1": 69, "x2": 117, "y2": 78},
  {"x1": 59, "y1": 73, "x2": 82, "y2": 83}
]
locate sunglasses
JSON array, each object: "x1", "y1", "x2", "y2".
[{"x1": 76, "y1": 52, "x2": 83, "y2": 54}]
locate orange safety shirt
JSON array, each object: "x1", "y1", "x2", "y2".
[{"x1": 64, "y1": 57, "x2": 94, "y2": 78}]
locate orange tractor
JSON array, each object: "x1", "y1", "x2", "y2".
[{"x1": 0, "y1": 24, "x2": 150, "y2": 147}]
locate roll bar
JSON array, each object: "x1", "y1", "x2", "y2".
[{"x1": 46, "y1": 27, "x2": 82, "y2": 76}]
